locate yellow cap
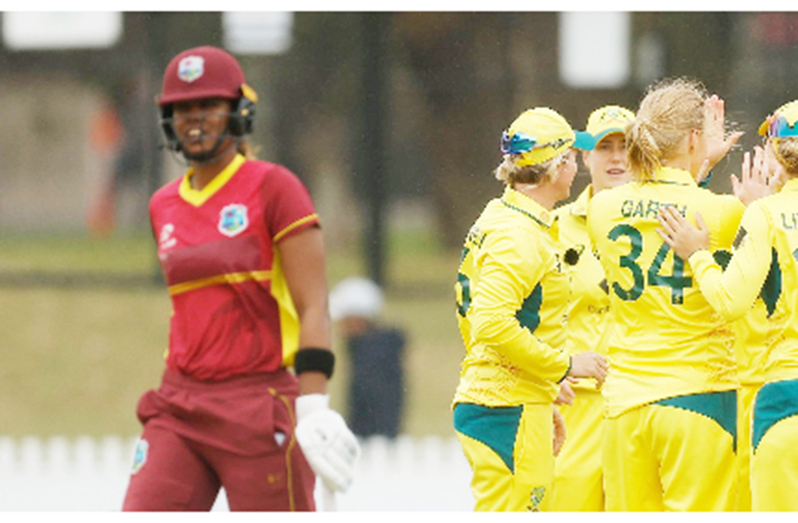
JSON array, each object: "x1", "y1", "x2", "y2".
[
  {"x1": 501, "y1": 107, "x2": 593, "y2": 166},
  {"x1": 585, "y1": 105, "x2": 635, "y2": 144}
]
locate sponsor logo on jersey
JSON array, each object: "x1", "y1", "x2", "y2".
[
  {"x1": 159, "y1": 223, "x2": 177, "y2": 250},
  {"x1": 218, "y1": 204, "x2": 249, "y2": 237},
  {"x1": 528, "y1": 486, "x2": 546, "y2": 511},
  {"x1": 178, "y1": 55, "x2": 204, "y2": 83},
  {"x1": 131, "y1": 438, "x2": 149, "y2": 475}
]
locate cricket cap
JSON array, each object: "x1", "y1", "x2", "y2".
[
  {"x1": 501, "y1": 107, "x2": 594, "y2": 166},
  {"x1": 585, "y1": 105, "x2": 636, "y2": 144}
]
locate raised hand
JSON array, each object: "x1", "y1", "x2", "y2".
[
  {"x1": 703, "y1": 94, "x2": 743, "y2": 171},
  {"x1": 731, "y1": 146, "x2": 777, "y2": 206}
]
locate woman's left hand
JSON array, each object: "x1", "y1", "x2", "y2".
[
  {"x1": 554, "y1": 379, "x2": 576, "y2": 406},
  {"x1": 657, "y1": 207, "x2": 710, "y2": 261}
]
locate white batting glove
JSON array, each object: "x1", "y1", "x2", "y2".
[{"x1": 295, "y1": 393, "x2": 360, "y2": 493}]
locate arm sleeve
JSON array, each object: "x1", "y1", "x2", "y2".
[
  {"x1": 468, "y1": 228, "x2": 571, "y2": 383},
  {"x1": 688, "y1": 203, "x2": 773, "y2": 321},
  {"x1": 263, "y1": 165, "x2": 321, "y2": 242}
]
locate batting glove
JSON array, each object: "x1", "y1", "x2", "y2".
[{"x1": 295, "y1": 393, "x2": 360, "y2": 493}]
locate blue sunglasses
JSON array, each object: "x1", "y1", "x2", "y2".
[
  {"x1": 501, "y1": 131, "x2": 571, "y2": 154},
  {"x1": 767, "y1": 115, "x2": 798, "y2": 138}
]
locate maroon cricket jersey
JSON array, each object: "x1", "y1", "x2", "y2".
[{"x1": 149, "y1": 154, "x2": 320, "y2": 381}]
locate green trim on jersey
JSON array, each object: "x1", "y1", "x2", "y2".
[
  {"x1": 752, "y1": 379, "x2": 798, "y2": 452},
  {"x1": 654, "y1": 390, "x2": 737, "y2": 452},
  {"x1": 453, "y1": 403, "x2": 523, "y2": 472},
  {"x1": 713, "y1": 250, "x2": 731, "y2": 268},
  {"x1": 516, "y1": 283, "x2": 542, "y2": 333},
  {"x1": 761, "y1": 248, "x2": 782, "y2": 317},
  {"x1": 500, "y1": 199, "x2": 549, "y2": 228}
]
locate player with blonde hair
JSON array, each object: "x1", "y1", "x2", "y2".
[
  {"x1": 541, "y1": 104, "x2": 635, "y2": 512},
  {"x1": 658, "y1": 99, "x2": 798, "y2": 511},
  {"x1": 453, "y1": 107, "x2": 608, "y2": 511},
  {"x1": 587, "y1": 77, "x2": 744, "y2": 511}
]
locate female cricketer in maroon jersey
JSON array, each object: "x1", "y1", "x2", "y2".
[{"x1": 122, "y1": 46, "x2": 359, "y2": 511}]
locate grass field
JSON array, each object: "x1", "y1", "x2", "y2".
[{"x1": 0, "y1": 229, "x2": 464, "y2": 438}]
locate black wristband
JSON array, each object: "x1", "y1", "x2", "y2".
[{"x1": 294, "y1": 348, "x2": 335, "y2": 379}]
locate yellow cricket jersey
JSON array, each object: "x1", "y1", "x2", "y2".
[
  {"x1": 555, "y1": 186, "x2": 611, "y2": 392},
  {"x1": 453, "y1": 186, "x2": 572, "y2": 407},
  {"x1": 689, "y1": 178, "x2": 798, "y2": 384},
  {"x1": 587, "y1": 166, "x2": 743, "y2": 417},
  {"x1": 732, "y1": 297, "x2": 770, "y2": 387}
]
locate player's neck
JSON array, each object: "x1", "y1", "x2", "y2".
[
  {"x1": 189, "y1": 146, "x2": 238, "y2": 191},
  {"x1": 514, "y1": 182, "x2": 558, "y2": 211}
]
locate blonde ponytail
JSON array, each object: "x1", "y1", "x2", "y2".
[{"x1": 627, "y1": 77, "x2": 707, "y2": 182}]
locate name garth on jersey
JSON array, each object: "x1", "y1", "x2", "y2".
[{"x1": 620, "y1": 199, "x2": 687, "y2": 219}]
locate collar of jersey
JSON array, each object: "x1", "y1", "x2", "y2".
[
  {"x1": 567, "y1": 185, "x2": 593, "y2": 218},
  {"x1": 500, "y1": 186, "x2": 555, "y2": 228},
  {"x1": 781, "y1": 177, "x2": 798, "y2": 193},
  {"x1": 179, "y1": 154, "x2": 247, "y2": 207},
  {"x1": 651, "y1": 166, "x2": 697, "y2": 187}
]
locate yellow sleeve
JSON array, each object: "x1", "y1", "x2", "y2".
[
  {"x1": 688, "y1": 203, "x2": 773, "y2": 321},
  {"x1": 469, "y1": 227, "x2": 571, "y2": 383}
]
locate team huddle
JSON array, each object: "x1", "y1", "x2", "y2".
[{"x1": 452, "y1": 77, "x2": 798, "y2": 512}]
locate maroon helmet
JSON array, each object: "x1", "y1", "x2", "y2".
[
  {"x1": 158, "y1": 46, "x2": 246, "y2": 106},
  {"x1": 158, "y1": 46, "x2": 258, "y2": 160}
]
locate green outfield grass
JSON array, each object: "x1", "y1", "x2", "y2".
[{"x1": 0, "y1": 229, "x2": 464, "y2": 438}]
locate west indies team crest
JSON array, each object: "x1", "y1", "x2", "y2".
[
  {"x1": 218, "y1": 204, "x2": 249, "y2": 237},
  {"x1": 178, "y1": 55, "x2": 204, "y2": 83}
]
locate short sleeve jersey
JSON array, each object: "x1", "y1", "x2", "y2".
[
  {"x1": 149, "y1": 154, "x2": 320, "y2": 381},
  {"x1": 587, "y1": 166, "x2": 744, "y2": 417},
  {"x1": 453, "y1": 186, "x2": 571, "y2": 408},
  {"x1": 555, "y1": 185, "x2": 611, "y2": 391},
  {"x1": 689, "y1": 178, "x2": 798, "y2": 384}
]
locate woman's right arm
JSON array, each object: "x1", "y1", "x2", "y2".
[
  {"x1": 659, "y1": 203, "x2": 773, "y2": 321},
  {"x1": 468, "y1": 230, "x2": 572, "y2": 383}
]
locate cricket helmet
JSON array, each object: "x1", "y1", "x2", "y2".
[{"x1": 158, "y1": 46, "x2": 258, "y2": 155}]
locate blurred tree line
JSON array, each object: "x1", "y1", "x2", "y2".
[{"x1": 1, "y1": 12, "x2": 797, "y2": 287}]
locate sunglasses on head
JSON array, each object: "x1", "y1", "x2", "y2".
[
  {"x1": 501, "y1": 131, "x2": 571, "y2": 155},
  {"x1": 597, "y1": 109, "x2": 629, "y2": 123},
  {"x1": 767, "y1": 114, "x2": 798, "y2": 138}
]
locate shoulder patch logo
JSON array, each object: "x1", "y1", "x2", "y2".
[
  {"x1": 159, "y1": 223, "x2": 177, "y2": 250},
  {"x1": 219, "y1": 204, "x2": 249, "y2": 237},
  {"x1": 131, "y1": 438, "x2": 149, "y2": 475},
  {"x1": 178, "y1": 55, "x2": 204, "y2": 83}
]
